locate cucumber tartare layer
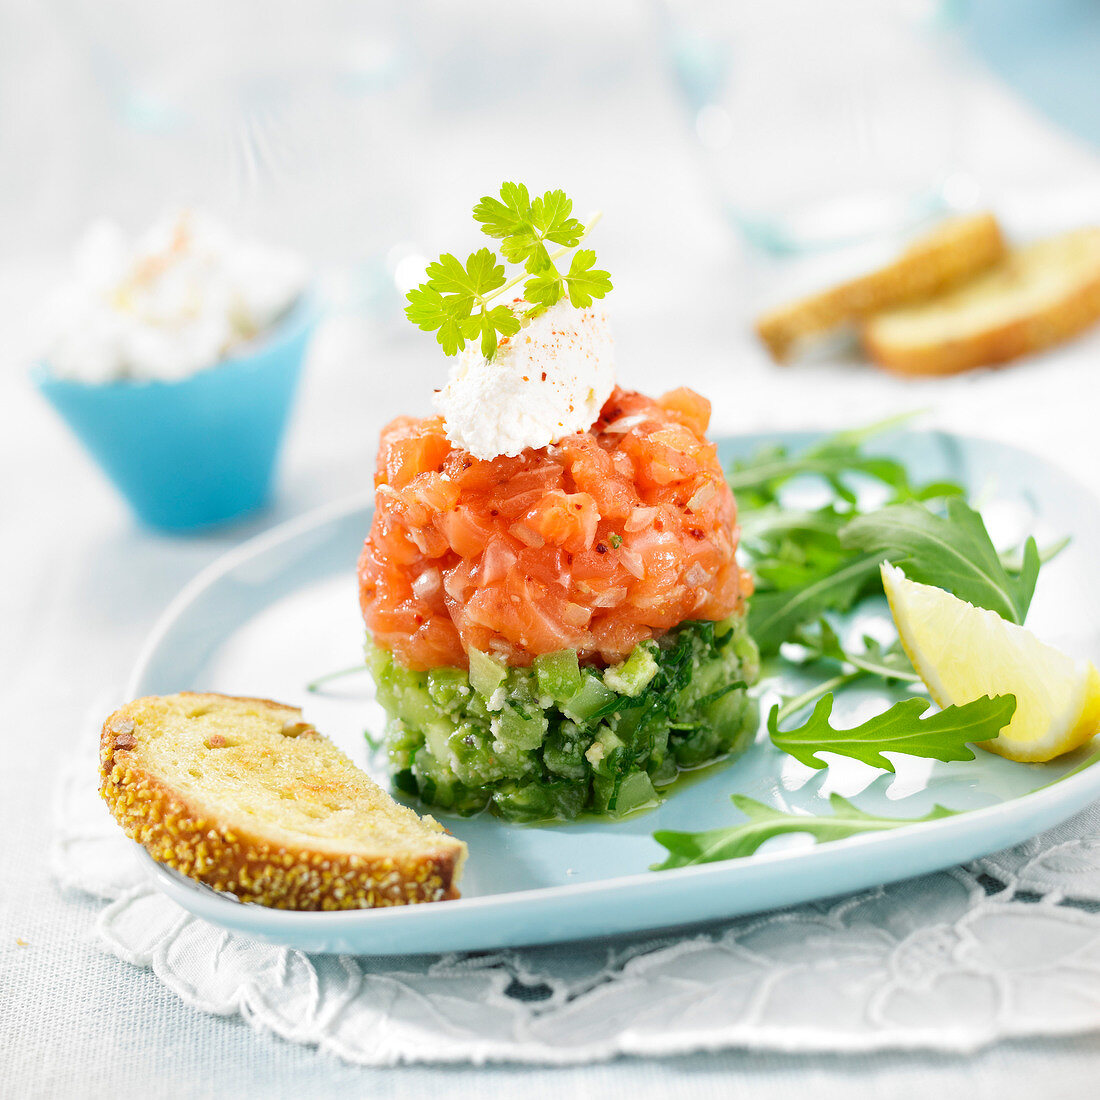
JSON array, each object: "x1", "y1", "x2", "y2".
[{"x1": 367, "y1": 615, "x2": 760, "y2": 822}]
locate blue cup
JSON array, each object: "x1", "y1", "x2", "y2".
[{"x1": 34, "y1": 295, "x2": 317, "y2": 532}]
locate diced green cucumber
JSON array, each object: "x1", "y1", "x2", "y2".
[
  {"x1": 387, "y1": 679, "x2": 455, "y2": 764},
  {"x1": 491, "y1": 779, "x2": 588, "y2": 822},
  {"x1": 602, "y1": 643, "x2": 659, "y2": 697},
  {"x1": 427, "y1": 667, "x2": 470, "y2": 707},
  {"x1": 411, "y1": 760, "x2": 489, "y2": 815},
  {"x1": 542, "y1": 724, "x2": 588, "y2": 780},
  {"x1": 584, "y1": 726, "x2": 624, "y2": 774},
  {"x1": 468, "y1": 647, "x2": 507, "y2": 699},
  {"x1": 504, "y1": 666, "x2": 538, "y2": 706},
  {"x1": 446, "y1": 724, "x2": 502, "y2": 787},
  {"x1": 670, "y1": 721, "x2": 723, "y2": 767},
  {"x1": 492, "y1": 702, "x2": 548, "y2": 751},
  {"x1": 392, "y1": 767, "x2": 418, "y2": 796},
  {"x1": 562, "y1": 673, "x2": 618, "y2": 722},
  {"x1": 650, "y1": 753, "x2": 678, "y2": 788},
  {"x1": 613, "y1": 771, "x2": 658, "y2": 814},
  {"x1": 365, "y1": 642, "x2": 392, "y2": 680},
  {"x1": 533, "y1": 649, "x2": 583, "y2": 703}
]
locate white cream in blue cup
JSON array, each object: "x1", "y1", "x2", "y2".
[{"x1": 33, "y1": 212, "x2": 315, "y2": 531}]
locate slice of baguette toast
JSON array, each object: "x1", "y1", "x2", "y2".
[
  {"x1": 862, "y1": 227, "x2": 1100, "y2": 375},
  {"x1": 756, "y1": 213, "x2": 1006, "y2": 361},
  {"x1": 100, "y1": 692, "x2": 466, "y2": 910}
]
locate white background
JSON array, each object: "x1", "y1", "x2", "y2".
[{"x1": 4, "y1": 1, "x2": 1100, "y2": 1095}]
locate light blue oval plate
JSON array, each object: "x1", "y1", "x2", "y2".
[{"x1": 127, "y1": 431, "x2": 1100, "y2": 955}]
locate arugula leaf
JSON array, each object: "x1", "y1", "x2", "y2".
[
  {"x1": 733, "y1": 421, "x2": 971, "y2": 654},
  {"x1": 1002, "y1": 534, "x2": 1070, "y2": 572},
  {"x1": 767, "y1": 692, "x2": 1015, "y2": 771},
  {"x1": 813, "y1": 412, "x2": 930, "y2": 451},
  {"x1": 652, "y1": 792, "x2": 959, "y2": 869},
  {"x1": 839, "y1": 498, "x2": 1040, "y2": 625},
  {"x1": 788, "y1": 620, "x2": 919, "y2": 683},
  {"x1": 411, "y1": 182, "x2": 610, "y2": 357},
  {"x1": 748, "y1": 553, "x2": 882, "y2": 656},
  {"x1": 742, "y1": 507, "x2": 854, "y2": 586},
  {"x1": 649, "y1": 423, "x2": 1059, "y2": 869},
  {"x1": 739, "y1": 504, "x2": 851, "y2": 545},
  {"x1": 726, "y1": 414, "x2": 963, "y2": 507},
  {"x1": 728, "y1": 451, "x2": 909, "y2": 502},
  {"x1": 741, "y1": 506, "x2": 873, "y2": 629},
  {"x1": 770, "y1": 623, "x2": 922, "y2": 728}
]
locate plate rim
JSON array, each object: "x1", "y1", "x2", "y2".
[
  {"x1": 125, "y1": 429, "x2": 1100, "y2": 936},
  {"x1": 138, "y1": 750, "x2": 1100, "y2": 931}
]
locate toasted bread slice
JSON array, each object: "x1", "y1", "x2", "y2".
[
  {"x1": 756, "y1": 213, "x2": 1006, "y2": 361},
  {"x1": 862, "y1": 227, "x2": 1100, "y2": 375},
  {"x1": 100, "y1": 692, "x2": 466, "y2": 910}
]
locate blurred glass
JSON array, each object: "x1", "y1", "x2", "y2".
[
  {"x1": 661, "y1": 0, "x2": 973, "y2": 254},
  {"x1": 962, "y1": 0, "x2": 1100, "y2": 150},
  {"x1": 48, "y1": 0, "x2": 418, "y2": 292}
]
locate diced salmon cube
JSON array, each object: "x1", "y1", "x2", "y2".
[
  {"x1": 658, "y1": 387, "x2": 711, "y2": 435},
  {"x1": 524, "y1": 491, "x2": 599, "y2": 554}
]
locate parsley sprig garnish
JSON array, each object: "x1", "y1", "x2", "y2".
[{"x1": 405, "y1": 182, "x2": 612, "y2": 360}]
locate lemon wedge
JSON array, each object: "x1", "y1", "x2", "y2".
[{"x1": 881, "y1": 561, "x2": 1100, "y2": 762}]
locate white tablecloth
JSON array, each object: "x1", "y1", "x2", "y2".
[{"x1": 6, "y1": 2, "x2": 1100, "y2": 1094}]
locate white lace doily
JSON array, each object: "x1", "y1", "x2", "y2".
[{"x1": 57, "y1": 715, "x2": 1100, "y2": 1067}]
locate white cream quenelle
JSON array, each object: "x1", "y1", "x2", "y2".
[{"x1": 432, "y1": 299, "x2": 615, "y2": 460}]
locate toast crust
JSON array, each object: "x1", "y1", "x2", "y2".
[
  {"x1": 100, "y1": 692, "x2": 466, "y2": 910},
  {"x1": 862, "y1": 228, "x2": 1100, "y2": 375},
  {"x1": 755, "y1": 213, "x2": 1006, "y2": 361}
]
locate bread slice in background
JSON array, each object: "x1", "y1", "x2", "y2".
[
  {"x1": 756, "y1": 213, "x2": 1006, "y2": 361},
  {"x1": 862, "y1": 227, "x2": 1100, "y2": 375},
  {"x1": 100, "y1": 692, "x2": 466, "y2": 910}
]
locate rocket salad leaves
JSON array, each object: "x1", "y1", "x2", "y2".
[
  {"x1": 736, "y1": 421, "x2": 967, "y2": 655},
  {"x1": 652, "y1": 794, "x2": 960, "y2": 869},
  {"x1": 767, "y1": 692, "x2": 1016, "y2": 772},
  {"x1": 746, "y1": 552, "x2": 883, "y2": 657},
  {"x1": 839, "y1": 498, "x2": 1040, "y2": 625},
  {"x1": 650, "y1": 419, "x2": 1067, "y2": 867},
  {"x1": 736, "y1": 419, "x2": 1049, "y2": 655},
  {"x1": 738, "y1": 419, "x2": 1055, "y2": 758}
]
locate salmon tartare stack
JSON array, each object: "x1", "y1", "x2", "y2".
[{"x1": 357, "y1": 184, "x2": 759, "y2": 820}]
